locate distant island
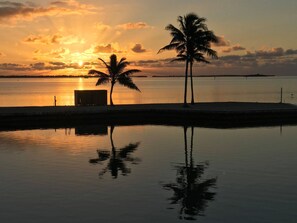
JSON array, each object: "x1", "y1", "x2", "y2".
[
  {"x1": 152, "y1": 74, "x2": 275, "y2": 78},
  {"x1": 0, "y1": 74, "x2": 275, "y2": 78}
]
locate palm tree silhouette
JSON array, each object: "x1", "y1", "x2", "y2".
[
  {"x1": 89, "y1": 126, "x2": 141, "y2": 178},
  {"x1": 88, "y1": 54, "x2": 141, "y2": 106},
  {"x1": 163, "y1": 126, "x2": 217, "y2": 220},
  {"x1": 159, "y1": 13, "x2": 218, "y2": 105}
]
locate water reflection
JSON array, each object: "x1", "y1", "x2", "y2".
[
  {"x1": 75, "y1": 125, "x2": 108, "y2": 136},
  {"x1": 89, "y1": 126, "x2": 141, "y2": 178},
  {"x1": 163, "y1": 126, "x2": 217, "y2": 220}
]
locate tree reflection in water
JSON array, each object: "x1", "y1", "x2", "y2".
[
  {"x1": 163, "y1": 126, "x2": 217, "y2": 220},
  {"x1": 89, "y1": 126, "x2": 141, "y2": 178}
]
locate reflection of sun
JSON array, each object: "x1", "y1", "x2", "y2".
[{"x1": 78, "y1": 60, "x2": 84, "y2": 67}]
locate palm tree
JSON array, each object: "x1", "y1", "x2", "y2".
[
  {"x1": 159, "y1": 13, "x2": 218, "y2": 105},
  {"x1": 88, "y1": 54, "x2": 141, "y2": 106}
]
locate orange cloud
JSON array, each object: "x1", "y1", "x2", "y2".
[
  {"x1": 24, "y1": 34, "x2": 62, "y2": 44},
  {"x1": 94, "y1": 22, "x2": 111, "y2": 32},
  {"x1": 50, "y1": 48, "x2": 70, "y2": 58},
  {"x1": 131, "y1": 44, "x2": 147, "y2": 53},
  {"x1": 0, "y1": 0, "x2": 97, "y2": 25},
  {"x1": 255, "y1": 47, "x2": 284, "y2": 58},
  {"x1": 117, "y1": 22, "x2": 152, "y2": 30},
  {"x1": 93, "y1": 44, "x2": 123, "y2": 54},
  {"x1": 33, "y1": 47, "x2": 69, "y2": 60},
  {"x1": 232, "y1": 45, "x2": 246, "y2": 51},
  {"x1": 222, "y1": 44, "x2": 246, "y2": 53},
  {"x1": 23, "y1": 33, "x2": 85, "y2": 45}
]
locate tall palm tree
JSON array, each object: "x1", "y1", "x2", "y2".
[
  {"x1": 88, "y1": 54, "x2": 141, "y2": 106},
  {"x1": 159, "y1": 13, "x2": 218, "y2": 105}
]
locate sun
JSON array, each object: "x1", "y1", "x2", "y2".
[{"x1": 78, "y1": 60, "x2": 84, "y2": 67}]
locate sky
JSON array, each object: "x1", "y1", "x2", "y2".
[{"x1": 0, "y1": 0, "x2": 296, "y2": 76}]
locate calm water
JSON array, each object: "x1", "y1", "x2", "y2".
[
  {"x1": 0, "y1": 76, "x2": 297, "y2": 106},
  {"x1": 0, "y1": 125, "x2": 297, "y2": 222},
  {"x1": 1, "y1": 76, "x2": 297, "y2": 222}
]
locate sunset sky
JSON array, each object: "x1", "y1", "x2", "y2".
[{"x1": 0, "y1": 0, "x2": 296, "y2": 76}]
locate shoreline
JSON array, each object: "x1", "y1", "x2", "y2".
[{"x1": 1, "y1": 102, "x2": 297, "y2": 131}]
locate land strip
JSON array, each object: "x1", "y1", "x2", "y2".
[{"x1": 0, "y1": 102, "x2": 297, "y2": 131}]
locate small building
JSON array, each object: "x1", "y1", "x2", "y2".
[{"x1": 74, "y1": 90, "x2": 107, "y2": 106}]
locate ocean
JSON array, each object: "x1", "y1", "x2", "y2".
[
  {"x1": 0, "y1": 76, "x2": 297, "y2": 106},
  {"x1": 0, "y1": 76, "x2": 297, "y2": 222}
]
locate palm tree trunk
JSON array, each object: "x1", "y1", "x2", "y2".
[
  {"x1": 183, "y1": 61, "x2": 189, "y2": 107},
  {"x1": 110, "y1": 82, "x2": 115, "y2": 106},
  {"x1": 190, "y1": 62, "x2": 195, "y2": 104}
]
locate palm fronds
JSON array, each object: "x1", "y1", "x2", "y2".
[
  {"x1": 88, "y1": 54, "x2": 141, "y2": 105},
  {"x1": 118, "y1": 75, "x2": 141, "y2": 92}
]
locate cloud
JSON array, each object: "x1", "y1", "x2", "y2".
[
  {"x1": 48, "y1": 47, "x2": 70, "y2": 58},
  {"x1": 93, "y1": 44, "x2": 123, "y2": 54},
  {"x1": 0, "y1": 0, "x2": 96, "y2": 25},
  {"x1": 1, "y1": 45, "x2": 296, "y2": 76},
  {"x1": 223, "y1": 44, "x2": 246, "y2": 53},
  {"x1": 132, "y1": 58, "x2": 181, "y2": 68},
  {"x1": 34, "y1": 47, "x2": 70, "y2": 60},
  {"x1": 208, "y1": 47, "x2": 297, "y2": 74},
  {"x1": 212, "y1": 35, "x2": 245, "y2": 53},
  {"x1": 31, "y1": 62, "x2": 46, "y2": 70},
  {"x1": 232, "y1": 45, "x2": 246, "y2": 51},
  {"x1": 131, "y1": 47, "x2": 297, "y2": 74},
  {"x1": 0, "y1": 52, "x2": 4, "y2": 56},
  {"x1": 222, "y1": 48, "x2": 232, "y2": 53},
  {"x1": 93, "y1": 44, "x2": 114, "y2": 53},
  {"x1": 29, "y1": 61, "x2": 81, "y2": 70},
  {"x1": 213, "y1": 36, "x2": 230, "y2": 47},
  {"x1": 23, "y1": 34, "x2": 62, "y2": 44},
  {"x1": 94, "y1": 22, "x2": 111, "y2": 32},
  {"x1": 131, "y1": 44, "x2": 147, "y2": 53},
  {"x1": 49, "y1": 61, "x2": 66, "y2": 66},
  {"x1": 30, "y1": 61, "x2": 81, "y2": 70},
  {"x1": 255, "y1": 47, "x2": 284, "y2": 58},
  {"x1": 0, "y1": 61, "x2": 86, "y2": 73},
  {"x1": 23, "y1": 33, "x2": 84, "y2": 45},
  {"x1": 60, "y1": 35, "x2": 85, "y2": 45},
  {"x1": 285, "y1": 49, "x2": 297, "y2": 55},
  {"x1": 0, "y1": 63, "x2": 30, "y2": 71},
  {"x1": 117, "y1": 22, "x2": 152, "y2": 30}
]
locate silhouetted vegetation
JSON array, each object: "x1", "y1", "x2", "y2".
[
  {"x1": 88, "y1": 54, "x2": 141, "y2": 106},
  {"x1": 163, "y1": 126, "x2": 217, "y2": 220},
  {"x1": 159, "y1": 13, "x2": 218, "y2": 106}
]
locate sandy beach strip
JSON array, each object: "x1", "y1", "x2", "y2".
[{"x1": 0, "y1": 102, "x2": 297, "y2": 130}]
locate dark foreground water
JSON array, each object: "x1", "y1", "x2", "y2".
[{"x1": 0, "y1": 125, "x2": 297, "y2": 223}]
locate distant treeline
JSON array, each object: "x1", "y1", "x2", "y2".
[{"x1": 153, "y1": 74, "x2": 275, "y2": 78}]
